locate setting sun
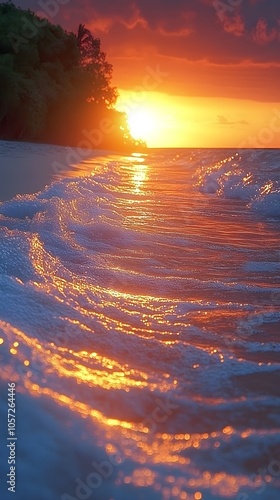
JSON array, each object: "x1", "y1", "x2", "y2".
[
  {"x1": 126, "y1": 108, "x2": 158, "y2": 142},
  {"x1": 116, "y1": 92, "x2": 175, "y2": 147}
]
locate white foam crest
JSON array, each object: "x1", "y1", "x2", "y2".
[{"x1": 195, "y1": 154, "x2": 280, "y2": 219}]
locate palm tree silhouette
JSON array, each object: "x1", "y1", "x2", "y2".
[{"x1": 77, "y1": 24, "x2": 94, "y2": 51}]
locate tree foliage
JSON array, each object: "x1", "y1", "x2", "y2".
[
  {"x1": 0, "y1": 2, "x2": 145, "y2": 150},
  {"x1": 77, "y1": 23, "x2": 118, "y2": 106}
]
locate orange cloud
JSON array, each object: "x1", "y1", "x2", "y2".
[
  {"x1": 221, "y1": 13, "x2": 245, "y2": 37},
  {"x1": 253, "y1": 18, "x2": 280, "y2": 44}
]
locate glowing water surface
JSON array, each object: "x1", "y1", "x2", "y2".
[{"x1": 0, "y1": 144, "x2": 279, "y2": 500}]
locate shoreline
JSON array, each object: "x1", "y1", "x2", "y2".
[
  {"x1": 0, "y1": 141, "x2": 130, "y2": 202},
  {"x1": 0, "y1": 136, "x2": 148, "y2": 154}
]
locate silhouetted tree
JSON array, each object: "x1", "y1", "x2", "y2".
[
  {"x1": 76, "y1": 23, "x2": 117, "y2": 106},
  {"x1": 0, "y1": 2, "x2": 145, "y2": 150}
]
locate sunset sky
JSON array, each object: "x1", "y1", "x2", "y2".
[{"x1": 18, "y1": 0, "x2": 280, "y2": 147}]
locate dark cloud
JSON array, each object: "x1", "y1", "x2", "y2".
[
  {"x1": 132, "y1": 0, "x2": 196, "y2": 35},
  {"x1": 16, "y1": 0, "x2": 280, "y2": 62},
  {"x1": 253, "y1": 18, "x2": 280, "y2": 44},
  {"x1": 14, "y1": 0, "x2": 280, "y2": 100}
]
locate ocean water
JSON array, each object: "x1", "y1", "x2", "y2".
[{"x1": 0, "y1": 143, "x2": 280, "y2": 500}]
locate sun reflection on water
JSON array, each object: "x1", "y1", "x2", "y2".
[
  {"x1": 128, "y1": 154, "x2": 148, "y2": 194},
  {"x1": 1, "y1": 149, "x2": 279, "y2": 499}
]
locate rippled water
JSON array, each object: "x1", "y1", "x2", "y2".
[{"x1": 0, "y1": 144, "x2": 279, "y2": 500}]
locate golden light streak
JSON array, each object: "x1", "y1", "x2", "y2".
[{"x1": 117, "y1": 89, "x2": 280, "y2": 147}]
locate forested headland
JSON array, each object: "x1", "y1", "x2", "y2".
[{"x1": 0, "y1": 2, "x2": 145, "y2": 151}]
